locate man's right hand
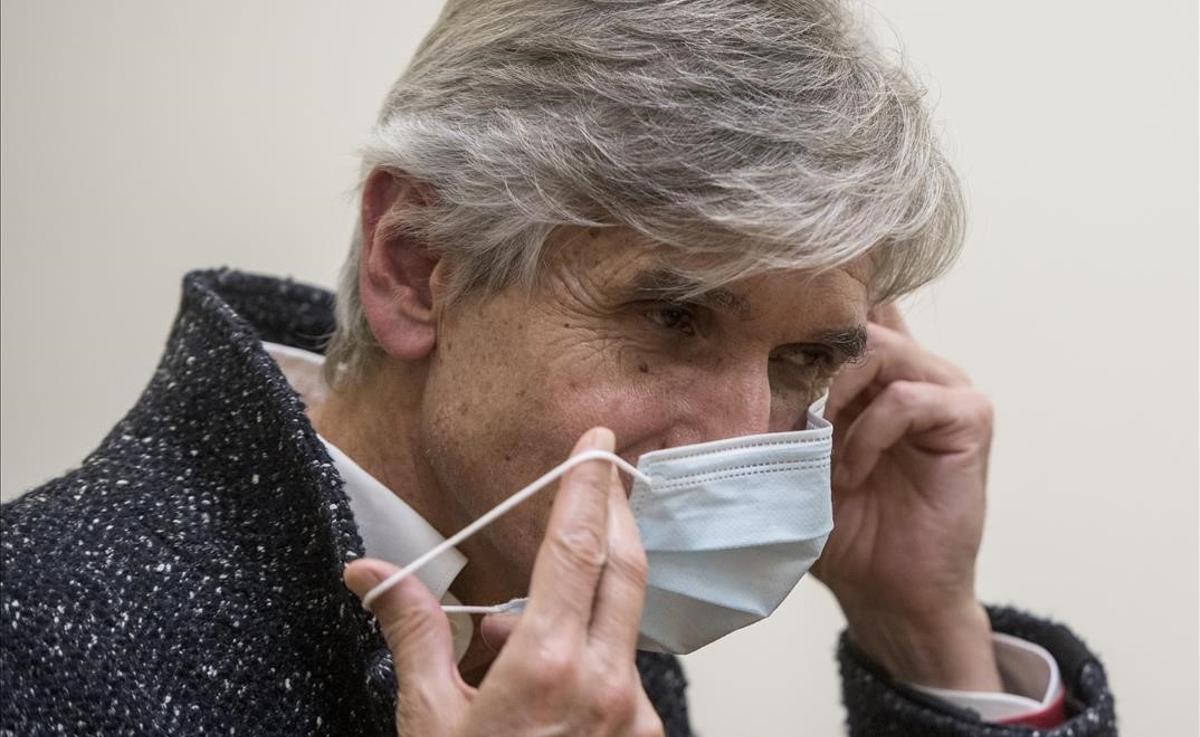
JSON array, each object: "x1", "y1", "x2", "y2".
[{"x1": 344, "y1": 427, "x2": 664, "y2": 737}]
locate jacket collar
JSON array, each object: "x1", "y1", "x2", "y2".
[
  {"x1": 94, "y1": 267, "x2": 398, "y2": 728},
  {"x1": 105, "y1": 267, "x2": 364, "y2": 554}
]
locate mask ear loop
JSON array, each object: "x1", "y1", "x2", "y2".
[
  {"x1": 359, "y1": 449, "x2": 650, "y2": 611},
  {"x1": 441, "y1": 598, "x2": 528, "y2": 615}
]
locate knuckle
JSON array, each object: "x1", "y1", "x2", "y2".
[
  {"x1": 524, "y1": 645, "x2": 578, "y2": 689},
  {"x1": 967, "y1": 389, "x2": 995, "y2": 425},
  {"x1": 590, "y1": 675, "x2": 638, "y2": 722},
  {"x1": 865, "y1": 321, "x2": 890, "y2": 343},
  {"x1": 610, "y1": 543, "x2": 649, "y2": 588},
  {"x1": 551, "y1": 526, "x2": 608, "y2": 572},
  {"x1": 884, "y1": 379, "x2": 922, "y2": 405},
  {"x1": 925, "y1": 350, "x2": 971, "y2": 386}
]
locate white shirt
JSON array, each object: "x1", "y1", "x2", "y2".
[
  {"x1": 264, "y1": 341, "x2": 475, "y2": 661},
  {"x1": 262, "y1": 340, "x2": 1061, "y2": 723}
]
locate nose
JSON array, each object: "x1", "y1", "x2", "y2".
[{"x1": 684, "y1": 357, "x2": 800, "y2": 443}]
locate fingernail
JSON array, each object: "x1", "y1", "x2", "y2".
[
  {"x1": 343, "y1": 560, "x2": 385, "y2": 600},
  {"x1": 480, "y1": 621, "x2": 499, "y2": 654},
  {"x1": 586, "y1": 427, "x2": 615, "y2": 451},
  {"x1": 479, "y1": 613, "x2": 519, "y2": 654}
]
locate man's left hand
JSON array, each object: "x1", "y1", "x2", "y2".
[{"x1": 813, "y1": 303, "x2": 1003, "y2": 691}]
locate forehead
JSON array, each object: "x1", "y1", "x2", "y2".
[{"x1": 544, "y1": 226, "x2": 874, "y2": 321}]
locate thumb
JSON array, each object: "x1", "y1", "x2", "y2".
[
  {"x1": 344, "y1": 559, "x2": 467, "y2": 718},
  {"x1": 479, "y1": 611, "x2": 521, "y2": 655}
]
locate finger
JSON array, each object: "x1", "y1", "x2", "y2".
[
  {"x1": 589, "y1": 463, "x2": 648, "y2": 656},
  {"x1": 630, "y1": 688, "x2": 667, "y2": 737},
  {"x1": 344, "y1": 558, "x2": 467, "y2": 715},
  {"x1": 833, "y1": 381, "x2": 961, "y2": 488},
  {"x1": 829, "y1": 381, "x2": 881, "y2": 441},
  {"x1": 869, "y1": 301, "x2": 913, "y2": 337},
  {"x1": 826, "y1": 323, "x2": 968, "y2": 425},
  {"x1": 826, "y1": 324, "x2": 891, "y2": 424},
  {"x1": 479, "y1": 612, "x2": 520, "y2": 654},
  {"x1": 522, "y1": 427, "x2": 615, "y2": 642}
]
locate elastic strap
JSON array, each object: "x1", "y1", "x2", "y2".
[
  {"x1": 360, "y1": 449, "x2": 647, "y2": 610},
  {"x1": 441, "y1": 597, "x2": 528, "y2": 615}
]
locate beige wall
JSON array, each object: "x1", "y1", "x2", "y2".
[{"x1": 2, "y1": 1, "x2": 1196, "y2": 734}]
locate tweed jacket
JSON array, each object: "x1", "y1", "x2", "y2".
[{"x1": 1, "y1": 268, "x2": 1117, "y2": 736}]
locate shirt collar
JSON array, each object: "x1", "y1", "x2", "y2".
[
  {"x1": 317, "y1": 437, "x2": 468, "y2": 600},
  {"x1": 261, "y1": 341, "x2": 468, "y2": 600}
]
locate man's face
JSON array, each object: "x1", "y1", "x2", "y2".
[{"x1": 420, "y1": 227, "x2": 871, "y2": 599}]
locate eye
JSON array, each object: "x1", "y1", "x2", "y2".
[
  {"x1": 770, "y1": 345, "x2": 838, "y2": 371},
  {"x1": 645, "y1": 303, "x2": 698, "y2": 336}
]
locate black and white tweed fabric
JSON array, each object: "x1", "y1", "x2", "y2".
[{"x1": 1, "y1": 269, "x2": 1116, "y2": 736}]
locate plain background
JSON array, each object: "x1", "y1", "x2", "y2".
[{"x1": 2, "y1": 1, "x2": 1196, "y2": 734}]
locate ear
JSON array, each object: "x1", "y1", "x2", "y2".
[{"x1": 358, "y1": 167, "x2": 442, "y2": 361}]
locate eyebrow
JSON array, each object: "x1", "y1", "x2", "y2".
[
  {"x1": 809, "y1": 326, "x2": 869, "y2": 362},
  {"x1": 628, "y1": 268, "x2": 752, "y2": 316},
  {"x1": 626, "y1": 267, "x2": 868, "y2": 359}
]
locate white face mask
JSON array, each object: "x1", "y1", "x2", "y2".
[{"x1": 360, "y1": 397, "x2": 833, "y2": 655}]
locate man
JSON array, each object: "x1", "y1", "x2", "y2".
[{"x1": 1, "y1": 1, "x2": 1116, "y2": 735}]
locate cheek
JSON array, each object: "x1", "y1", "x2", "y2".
[
  {"x1": 419, "y1": 327, "x2": 564, "y2": 590},
  {"x1": 548, "y1": 380, "x2": 653, "y2": 443},
  {"x1": 536, "y1": 337, "x2": 703, "y2": 452},
  {"x1": 423, "y1": 316, "x2": 544, "y2": 481},
  {"x1": 421, "y1": 313, "x2": 683, "y2": 521}
]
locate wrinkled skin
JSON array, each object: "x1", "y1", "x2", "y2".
[
  {"x1": 327, "y1": 171, "x2": 999, "y2": 736},
  {"x1": 420, "y1": 230, "x2": 868, "y2": 617},
  {"x1": 345, "y1": 429, "x2": 664, "y2": 737}
]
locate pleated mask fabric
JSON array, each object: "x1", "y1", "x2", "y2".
[{"x1": 360, "y1": 396, "x2": 833, "y2": 655}]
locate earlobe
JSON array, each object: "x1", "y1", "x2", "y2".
[{"x1": 358, "y1": 168, "x2": 441, "y2": 361}]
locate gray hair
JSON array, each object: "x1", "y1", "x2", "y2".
[{"x1": 324, "y1": 0, "x2": 964, "y2": 388}]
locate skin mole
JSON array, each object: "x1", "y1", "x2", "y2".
[{"x1": 638, "y1": 361, "x2": 649, "y2": 373}]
